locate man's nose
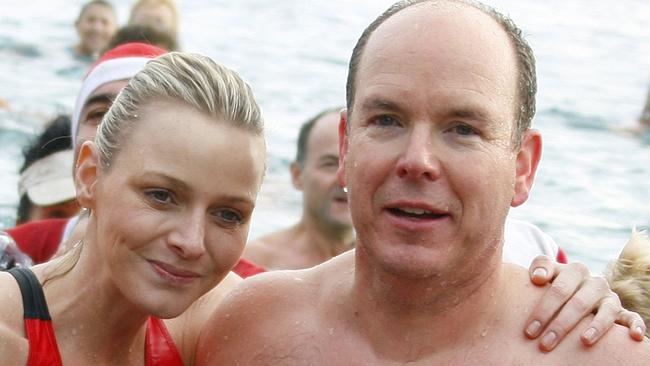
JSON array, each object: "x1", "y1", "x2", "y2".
[{"x1": 395, "y1": 126, "x2": 442, "y2": 181}]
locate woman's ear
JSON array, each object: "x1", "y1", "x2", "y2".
[{"x1": 74, "y1": 141, "x2": 100, "y2": 210}]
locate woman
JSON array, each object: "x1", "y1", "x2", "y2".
[{"x1": 0, "y1": 52, "x2": 266, "y2": 365}]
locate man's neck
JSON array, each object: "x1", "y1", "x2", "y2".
[
  {"x1": 299, "y1": 215, "x2": 355, "y2": 259},
  {"x1": 349, "y1": 245, "x2": 505, "y2": 361}
]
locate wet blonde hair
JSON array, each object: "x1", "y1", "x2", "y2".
[
  {"x1": 96, "y1": 51, "x2": 263, "y2": 170},
  {"x1": 606, "y1": 229, "x2": 650, "y2": 336}
]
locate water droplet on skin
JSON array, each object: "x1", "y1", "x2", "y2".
[{"x1": 481, "y1": 328, "x2": 488, "y2": 337}]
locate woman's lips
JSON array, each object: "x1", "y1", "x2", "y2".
[{"x1": 149, "y1": 260, "x2": 200, "y2": 285}]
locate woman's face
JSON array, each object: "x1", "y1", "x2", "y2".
[{"x1": 78, "y1": 99, "x2": 265, "y2": 317}]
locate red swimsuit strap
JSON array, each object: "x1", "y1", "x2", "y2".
[
  {"x1": 8, "y1": 267, "x2": 63, "y2": 366},
  {"x1": 145, "y1": 317, "x2": 184, "y2": 366}
]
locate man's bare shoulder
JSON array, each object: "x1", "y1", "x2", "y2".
[
  {"x1": 549, "y1": 319, "x2": 650, "y2": 365},
  {"x1": 503, "y1": 264, "x2": 650, "y2": 365},
  {"x1": 165, "y1": 271, "x2": 242, "y2": 364},
  {"x1": 196, "y1": 251, "x2": 355, "y2": 365}
]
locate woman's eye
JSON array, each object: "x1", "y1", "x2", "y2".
[
  {"x1": 146, "y1": 190, "x2": 173, "y2": 204},
  {"x1": 214, "y1": 209, "x2": 243, "y2": 225}
]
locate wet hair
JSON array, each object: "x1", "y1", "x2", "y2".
[
  {"x1": 76, "y1": 0, "x2": 116, "y2": 23},
  {"x1": 345, "y1": 0, "x2": 536, "y2": 145},
  {"x1": 295, "y1": 106, "x2": 342, "y2": 167},
  {"x1": 606, "y1": 230, "x2": 650, "y2": 337},
  {"x1": 129, "y1": 0, "x2": 179, "y2": 34},
  {"x1": 96, "y1": 52, "x2": 263, "y2": 170},
  {"x1": 16, "y1": 115, "x2": 72, "y2": 223},
  {"x1": 106, "y1": 24, "x2": 178, "y2": 52}
]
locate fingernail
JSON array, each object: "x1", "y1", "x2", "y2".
[
  {"x1": 636, "y1": 326, "x2": 645, "y2": 335},
  {"x1": 583, "y1": 327, "x2": 597, "y2": 343},
  {"x1": 541, "y1": 331, "x2": 557, "y2": 349},
  {"x1": 533, "y1": 267, "x2": 547, "y2": 278},
  {"x1": 526, "y1": 320, "x2": 541, "y2": 336}
]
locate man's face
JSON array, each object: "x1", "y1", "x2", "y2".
[
  {"x1": 338, "y1": 4, "x2": 538, "y2": 278},
  {"x1": 293, "y1": 112, "x2": 351, "y2": 232},
  {"x1": 75, "y1": 79, "x2": 130, "y2": 159}
]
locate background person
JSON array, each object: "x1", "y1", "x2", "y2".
[
  {"x1": 106, "y1": 24, "x2": 179, "y2": 52},
  {"x1": 73, "y1": 0, "x2": 118, "y2": 60},
  {"x1": 244, "y1": 107, "x2": 354, "y2": 270},
  {"x1": 606, "y1": 229, "x2": 650, "y2": 337},
  {"x1": 16, "y1": 114, "x2": 79, "y2": 225},
  {"x1": 128, "y1": 0, "x2": 179, "y2": 48},
  {"x1": 0, "y1": 51, "x2": 265, "y2": 365}
]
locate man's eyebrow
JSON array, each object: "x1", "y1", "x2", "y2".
[
  {"x1": 446, "y1": 107, "x2": 491, "y2": 122},
  {"x1": 360, "y1": 98, "x2": 402, "y2": 113},
  {"x1": 82, "y1": 93, "x2": 117, "y2": 111}
]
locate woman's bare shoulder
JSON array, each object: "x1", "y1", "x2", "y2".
[{"x1": 0, "y1": 271, "x2": 29, "y2": 364}]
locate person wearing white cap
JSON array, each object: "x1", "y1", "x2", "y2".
[{"x1": 16, "y1": 115, "x2": 79, "y2": 225}]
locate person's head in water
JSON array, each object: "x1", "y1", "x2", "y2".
[{"x1": 74, "y1": 0, "x2": 118, "y2": 59}]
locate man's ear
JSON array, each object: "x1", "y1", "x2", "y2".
[
  {"x1": 74, "y1": 141, "x2": 100, "y2": 210},
  {"x1": 511, "y1": 129, "x2": 542, "y2": 207},
  {"x1": 337, "y1": 109, "x2": 349, "y2": 188},
  {"x1": 290, "y1": 161, "x2": 303, "y2": 191}
]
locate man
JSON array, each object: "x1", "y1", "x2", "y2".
[
  {"x1": 197, "y1": 1, "x2": 649, "y2": 364},
  {"x1": 244, "y1": 107, "x2": 355, "y2": 270},
  {"x1": 245, "y1": 107, "x2": 566, "y2": 270},
  {"x1": 16, "y1": 115, "x2": 79, "y2": 225}
]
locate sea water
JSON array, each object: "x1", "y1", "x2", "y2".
[{"x1": 0, "y1": 0, "x2": 648, "y2": 272}]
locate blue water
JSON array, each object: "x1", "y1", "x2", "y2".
[{"x1": 0, "y1": 0, "x2": 648, "y2": 272}]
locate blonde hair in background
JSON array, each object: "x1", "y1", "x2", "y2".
[
  {"x1": 129, "y1": 0, "x2": 179, "y2": 34},
  {"x1": 96, "y1": 51, "x2": 264, "y2": 170},
  {"x1": 606, "y1": 229, "x2": 650, "y2": 336}
]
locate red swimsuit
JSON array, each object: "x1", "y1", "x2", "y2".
[{"x1": 7, "y1": 267, "x2": 184, "y2": 366}]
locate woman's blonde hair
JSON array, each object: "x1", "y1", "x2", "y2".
[
  {"x1": 96, "y1": 51, "x2": 263, "y2": 170},
  {"x1": 606, "y1": 229, "x2": 650, "y2": 336}
]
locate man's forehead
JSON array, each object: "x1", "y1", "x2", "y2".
[
  {"x1": 307, "y1": 112, "x2": 340, "y2": 154},
  {"x1": 81, "y1": 79, "x2": 129, "y2": 113}
]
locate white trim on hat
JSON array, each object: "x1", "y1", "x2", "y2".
[{"x1": 71, "y1": 56, "x2": 153, "y2": 148}]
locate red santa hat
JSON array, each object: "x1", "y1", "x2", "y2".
[{"x1": 71, "y1": 42, "x2": 167, "y2": 146}]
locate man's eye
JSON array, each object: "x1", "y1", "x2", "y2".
[
  {"x1": 374, "y1": 115, "x2": 399, "y2": 127},
  {"x1": 146, "y1": 190, "x2": 173, "y2": 204},
  {"x1": 84, "y1": 110, "x2": 108, "y2": 125},
  {"x1": 454, "y1": 124, "x2": 477, "y2": 136}
]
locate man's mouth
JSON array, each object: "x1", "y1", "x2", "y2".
[{"x1": 388, "y1": 207, "x2": 448, "y2": 219}]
